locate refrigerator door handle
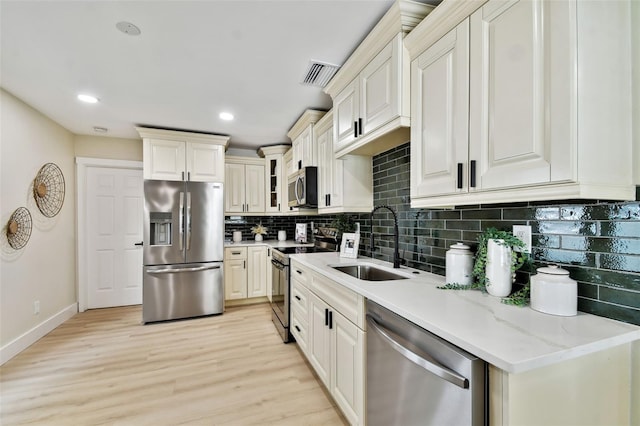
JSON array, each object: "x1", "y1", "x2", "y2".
[
  {"x1": 179, "y1": 191, "x2": 184, "y2": 251},
  {"x1": 186, "y1": 191, "x2": 192, "y2": 250},
  {"x1": 146, "y1": 264, "x2": 222, "y2": 274}
]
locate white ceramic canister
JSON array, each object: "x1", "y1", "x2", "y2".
[
  {"x1": 485, "y1": 239, "x2": 512, "y2": 297},
  {"x1": 278, "y1": 230, "x2": 287, "y2": 241},
  {"x1": 233, "y1": 231, "x2": 242, "y2": 242},
  {"x1": 530, "y1": 265, "x2": 577, "y2": 316},
  {"x1": 445, "y1": 243, "x2": 474, "y2": 286}
]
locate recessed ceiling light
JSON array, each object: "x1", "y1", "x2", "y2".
[
  {"x1": 116, "y1": 21, "x2": 141, "y2": 36},
  {"x1": 77, "y1": 94, "x2": 99, "y2": 104},
  {"x1": 219, "y1": 112, "x2": 234, "y2": 121}
]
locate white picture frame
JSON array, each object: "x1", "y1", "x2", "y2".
[{"x1": 340, "y1": 232, "x2": 359, "y2": 259}]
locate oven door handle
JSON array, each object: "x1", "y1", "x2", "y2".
[{"x1": 271, "y1": 259, "x2": 286, "y2": 270}]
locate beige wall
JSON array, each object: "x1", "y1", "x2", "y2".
[
  {"x1": 0, "y1": 89, "x2": 76, "y2": 348},
  {"x1": 74, "y1": 134, "x2": 142, "y2": 161}
]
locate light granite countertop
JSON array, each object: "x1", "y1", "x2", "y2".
[{"x1": 289, "y1": 252, "x2": 640, "y2": 374}]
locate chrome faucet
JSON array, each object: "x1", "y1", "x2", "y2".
[{"x1": 370, "y1": 205, "x2": 401, "y2": 268}]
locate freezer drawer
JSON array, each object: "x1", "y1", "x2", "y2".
[
  {"x1": 143, "y1": 262, "x2": 224, "y2": 323},
  {"x1": 367, "y1": 300, "x2": 486, "y2": 426}
]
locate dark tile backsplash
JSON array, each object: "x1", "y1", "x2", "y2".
[{"x1": 226, "y1": 142, "x2": 640, "y2": 326}]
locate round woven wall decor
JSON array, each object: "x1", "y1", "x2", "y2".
[
  {"x1": 6, "y1": 207, "x2": 32, "y2": 250},
  {"x1": 33, "y1": 163, "x2": 65, "y2": 217}
]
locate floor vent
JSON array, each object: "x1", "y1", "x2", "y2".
[{"x1": 301, "y1": 60, "x2": 340, "y2": 88}]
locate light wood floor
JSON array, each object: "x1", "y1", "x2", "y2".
[{"x1": 0, "y1": 303, "x2": 347, "y2": 425}]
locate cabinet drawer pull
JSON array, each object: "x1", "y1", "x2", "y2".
[
  {"x1": 457, "y1": 163, "x2": 463, "y2": 189},
  {"x1": 295, "y1": 295, "x2": 301, "y2": 301},
  {"x1": 470, "y1": 160, "x2": 477, "y2": 188},
  {"x1": 295, "y1": 325, "x2": 301, "y2": 333},
  {"x1": 296, "y1": 269, "x2": 302, "y2": 275},
  {"x1": 231, "y1": 251, "x2": 241, "y2": 255}
]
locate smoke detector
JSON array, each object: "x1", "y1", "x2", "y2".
[{"x1": 301, "y1": 60, "x2": 340, "y2": 88}]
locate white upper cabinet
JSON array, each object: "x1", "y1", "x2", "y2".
[
  {"x1": 258, "y1": 145, "x2": 290, "y2": 215},
  {"x1": 287, "y1": 109, "x2": 326, "y2": 172},
  {"x1": 224, "y1": 157, "x2": 265, "y2": 214},
  {"x1": 411, "y1": 19, "x2": 469, "y2": 198},
  {"x1": 405, "y1": 0, "x2": 634, "y2": 207},
  {"x1": 316, "y1": 111, "x2": 373, "y2": 214},
  {"x1": 324, "y1": 1, "x2": 435, "y2": 158},
  {"x1": 138, "y1": 127, "x2": 228, "y2": 182}
]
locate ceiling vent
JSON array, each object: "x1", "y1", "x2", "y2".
[{"x1": 301, "y1": 60, "x2": 340, "y2": 88}]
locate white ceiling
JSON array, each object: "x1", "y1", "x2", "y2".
[{"x1": 1, "y1": 0, "x2": 433, "y2": 150}]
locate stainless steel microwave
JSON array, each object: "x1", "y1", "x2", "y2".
[{"x1": 288, "y1": 166, "x2": 318, "y2": 208}]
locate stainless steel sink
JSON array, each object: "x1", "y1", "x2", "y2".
[{"x1": 331, "y1": 264, "x2": 409, "y2": 281}]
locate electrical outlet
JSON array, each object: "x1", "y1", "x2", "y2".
[
  {"x1": 512, "y1": 225, "x2": 532, "y2": 254},
  {"x1": 34, "y1": 300, "x2": 40, "y2": 315}
]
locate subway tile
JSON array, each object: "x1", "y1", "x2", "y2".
[
  {"x1": 445, "y1": 220, "x2": 481, "y2": 231},
  {"x1": 432, "y1": 229, "x2": 463, "y2": 240},
  {"x1": 533, "y1": 248, "x2": 596, "y2": 266},
  {"x1": 461, "y1": 209, "x2": 502, "y2": 220},
  {"x1": 577, "y1": 298, "x2": 640, "y2": 326},
  {"x1": 533, "y1": 234, "x2": 561, "y2": 249},
  {"x1": 600, "y1": 221, "x2": 640, "y2": 238},
  {"x1": 479, "y1": 221, "x2": 525, "y2": 231},
  {"x1": 431, "y1": 210, "x2": 462, "y2": 220},
  {"x1": 561, "y1": 204, "x2": 640, "y2": 221},
  {"x1": 532, "y1": 221, "x2": 598, "y2": 236},
  {"x1": 568, "y1": 267, "x2": 640, "y2": 292},
  {"x1": 599, "y1": 287, "x2": 640, "y2": 309},
  {"x1": 598, "y1": 253, "x2": 640, "y2": 273},
  {"x1": 577, "y1": 282, "x2": 598, "y2": 299}
]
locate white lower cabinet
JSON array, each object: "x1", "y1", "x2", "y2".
[
  {"x1": 290, "y1": 260, "x2": 365, "y2": 426},
  {"x1": 224, "y1": 246, "x2": 267, "y2": 303}
]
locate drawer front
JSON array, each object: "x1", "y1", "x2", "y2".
[
  {"x1": 311, "y1": 270, "x2": 364, "y2": 328},
  {"x1": 290, "y1": 307, "x2": 309, "y2": 355},
  {"x1": 291, "y1": 279, "x2": 310, "y2": 317},
  {"x1": 224, "y1": 247, "x2": 247, "y2": 260},
  {"x1": 290, "y1": 260, "x2": 310, "y2": 287}
]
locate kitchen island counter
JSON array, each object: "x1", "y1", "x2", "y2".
[{"x1": 289, "y1": 252, "x2": 640, "y2": 374}]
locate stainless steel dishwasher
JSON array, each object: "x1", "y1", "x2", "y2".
[{"x1": 366, "y1": 300, "x2": 486, "y2": 426}]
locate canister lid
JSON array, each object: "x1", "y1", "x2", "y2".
[
  {"x1": 449, "y1": 242, "x2": 470, "y2": 250},
  {"x1": 536, "y1": 265, "x2": 570, "y2": 275}
]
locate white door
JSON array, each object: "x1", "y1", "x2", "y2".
[
  {"x1": 334, "y1": 78, "x2": 360, "y2": 151},
  {"x1": 86, "y1": 167, "x2": 143, "y2": 308}
]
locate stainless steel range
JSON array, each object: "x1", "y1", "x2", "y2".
[{"x1": 270, "y1": 229, "x2": 338, "y2": 342}]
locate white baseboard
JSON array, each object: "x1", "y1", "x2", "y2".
[{"x1": 1, "y1": 303, "x2": 78, "y2": 365}]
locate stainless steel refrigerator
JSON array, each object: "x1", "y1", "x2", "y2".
[{"x1": 142, "y1": 180, "x2": 224, "y2": 323}]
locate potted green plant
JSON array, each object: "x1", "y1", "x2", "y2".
[
  {"x1": 439, "y1": 228, "x2": 530, "y2": 306},
  {"x1": 331, "y1": 214, "x2": 356, "y2": 238}
]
